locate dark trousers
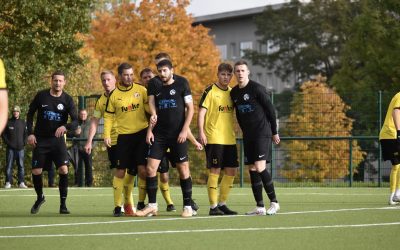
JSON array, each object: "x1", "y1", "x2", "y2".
[
  {"x1": 78, "y1": 149, "x2": 93, "y2": 187},
  {"x1": 5, "y1": 148, "x2": 25, "y2": 184}
]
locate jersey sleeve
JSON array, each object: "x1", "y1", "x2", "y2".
[
  {"x1": 65, "y1": 96, "x2": 78, "y2": 131},
  {"x1": 26, "y1": 93, "x2": 40, "y2": 135},
  {"x1": 199, "y1": 85, "x2": 212, "y2": 109},
  {"x1": 148, "y1": 77, "x2": 160, "y2": 96},
  {"x1": 0, "y1": 59, "x2": 6, "y2": 89},
  {"x1": 182, "y1": 78, "x2": 192, "y2": 104},
  {"x1": 93, "y1": 96, "x2": 103, "y2": 118},
  {"x1": 392, "y1": 93, "x2": 400, "y2": 109},
  {"x1": 256, "y1": 84, "x2": 278, "y2": 135},
  {"x1": 103, "y1": 94, "x2": 115, "y2": 139}
]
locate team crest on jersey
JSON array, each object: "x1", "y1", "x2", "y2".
[
  {"x1": 134, "y1": 92, "x2": 140, "y2": 98},
  {"x1": 170, "y1": 89, "x2": 176, "y2": 95},
  {"x1": 243, "y1": 94, "x2": 250, "y2": 101},
  {"x1": 213, "y1": 158, "x2": 218, "y2": 164},
  {"x1": 57, "y1": 104, "x2": 64, "y2": 110}
]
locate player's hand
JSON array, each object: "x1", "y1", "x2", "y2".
[
  {"x1": 199, "y1": 131, "x2": 207, "y2": 146},
  {"x1": 150, "y1": 114, "x2": 157, "y2": 127},
  {"x1": 146, "y1": 130, "x2": 154, "y2": 145},
  {"x1": 55, "y1": 126, "x2": 66, "y2": 138},
  {"x1": 177, "y1": 129, "x2": 188, "y2": 144},
  {"x1": 27, "y1": 134, "x2": 37, "y2": 147},
  {"x1": 84, "y1": 141, "x2": 92, "y2": 154},
  {"x1": 272, "y1": 134, "x2": 280, "y2": 145},
  {"x1": 104, "y1": 138, "x2": 112, "y2": 148},
  {"x1": 194, "y1": 141, "x2": 203, "y2": 151}
]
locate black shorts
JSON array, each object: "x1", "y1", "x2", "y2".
[
  {"x1": 32, "y1": 136, "x2": 69, "y2": 169},
  {"x1": 107, "y1": 145, "x2": 118, "y2": 169},
  {"x1": 116, "y1": 129, "x2": 148, "y2": 175},
  {"x1": 205, "y1": 144, "x2": 238, "y2": 169},
  {"x1": 243, "y1": 137, "x2": 272, "y2": 165},
  {"x1": 380, "y1": 139, "x2": 400, "y2": 165},
  {"x1": 148, "y1": 136, "x2": 189, "y2": 163}
]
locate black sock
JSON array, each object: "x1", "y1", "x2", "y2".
[
  {"x1": 249, "y1": 171, "x2": 264, "y2": 207},
  {"x1": 59, "y1": 174, "x2": 68, "y2": 207},
  {"x1": 180, "y1": 177, "x2": 192, "y2": 206},
  {"x1": 259, "y1": 169, "x2": 277, "y2": 203},
  {"x1": 146, "y1": 176, "x2": 158, "y2": 203},
  {"x1": 32, "y1": 174, "x2": 43, "y2": 200}
]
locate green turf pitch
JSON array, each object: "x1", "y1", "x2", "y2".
[{"x1": 0, "y1": 187, "x2": 399, "y2": 250}]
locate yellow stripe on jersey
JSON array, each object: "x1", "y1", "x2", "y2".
[
  {"x1": 379, "y1": 92, "x2": 400, "y2": 139},
  {"x1": 199, "y1": 84, "x2": 236, "y2": 145},
  {"x1": 104, "y1": 83, "x2": 149, "y2": 137},
  {"x1": 0, "y1": 59, "x2": 6, "y2": 89},
  {"x1": 94, "y1": 93, "x2": 118, "y2": 145}
]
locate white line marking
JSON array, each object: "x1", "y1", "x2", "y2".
[
  {"x1": 1, "y1": 206, "x2": 398, "y2": 230},
  {"x1": 1, "y1": 222, "x2": 399, "y2": 238}
]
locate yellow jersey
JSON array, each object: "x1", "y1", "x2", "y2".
[
  {"x1": 379, "y1": 92, "x2": 400, "y2": 139},
  {"x1": 104, "y1": 83, "x2": 149, "y2": 137},
  {"x1": 0, "y1": 59, "x2": 6, "y2": 89},
  {"x1": 199, "y1": 84, "x2": 236, "y2": 145},
  {"x1": 94, "y1": 92, "x2": 118, "y2": 145}
]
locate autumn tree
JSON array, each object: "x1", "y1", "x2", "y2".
[
  {"x1": 0, "y1": 0, "x2": 93, "y2": 108},
  {"x1": 280, "y1": 78, "x2": 365, "y2": 182},
  {"x1": 86, "y1": 0, "x2": 220, "y2": 95}
]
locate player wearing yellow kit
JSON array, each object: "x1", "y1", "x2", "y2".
[
  {"x1": 379, "y1": 92, "x2": 400, "y2": 205},
  {"x1": 0, "y1": 58, "x2": 8, "y2": 134},
  {"x1": 198, "y1": 63, "x2": 239, "y2": 215},
  {"x1": 103, "y1": 63, "x2": 149, "y2": 217}
]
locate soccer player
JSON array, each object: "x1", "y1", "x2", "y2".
[
  {"x1": 0, "y1": 58, "x2": 8, "y2": 134},
  {"x1": 27, "y1": 70, "x2": 78, "y2": 214},
  {"x1": 379, "y1": 92, "x2": 400, "y2": 205},
  {"x1": 198, "y1": 63, "x2": 238, "y2": 216},
  {"x1": 136, "y1": 59, "x2": 195, "y2": 217},
  {"x1": 103, "y1": 63, "x2": 149, "y2": 217},
  {"x1": 230, "y1": 60, "x2": 280, "y2": 215}
]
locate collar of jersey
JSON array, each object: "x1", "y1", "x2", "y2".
[{"x1": 117, "y1": 83, "x2": 133, "y2": 92}]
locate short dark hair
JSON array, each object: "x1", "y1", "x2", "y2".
[
  {"x1": 51, "y1": 70, "x2": 66, "y2": 80},
  {"x1": 218, "y1": 63, "x2": 233, "y2": 73},
  {"x1": 140, "y1": 68, "x2": 154, "y2": 78},
  {"x1": 155, "y1": 52, "x2": 171, "y2": 61},
  {"x1": 117, "y1": 62, "x2": 133, "y2": 75},
  {"x1": 234, "y1": 60, "x2": 248, "y2": 68},
  {"x1": 156, "y1": 59, "x2": 173, "y2": 70}
]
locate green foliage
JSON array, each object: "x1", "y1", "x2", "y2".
[
  {"x1": 332, "y1": 0, "x2": 400, "y2": 135},
  {"x1": 0, "y1": 0, "x2": 93, "y2": 110},
  {"x1": 281, "y1": 79, "x2": 365, "y2": 182}
]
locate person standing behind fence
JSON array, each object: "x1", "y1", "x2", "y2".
[
  {"x1": 2, "y1": 105, "x2": 28, "y2": 188},
  {"x1": 379, "y1": 92, "x2": 400, "y2": 205},
  {"x1": 103, "y1": 63, "x2": 149, "y2": 217},
  {"x1": 198, "y1": 63, "x2": 238, "y2": 216},
  {"x1": 27, "y1": 70, "x2": 78, "y2": 215},
  {"x1": 0, "y1": 58, "x2": 8, "y2": 134},
  {"x1": 230, "y1": 60, "x2": 280, "y2": 215},
  {"x1": 76, "y1": 109, "x2": 93, "y2": 187}
]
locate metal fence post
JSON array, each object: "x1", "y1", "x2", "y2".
[
  {"x1": 378, "y1": 90, "x2": 382, "y2": 187},
  {"x1": 238, "y1": 138, "x2": 244, "y2": 188},
  {"x1": 349, "y1": 138, "x2": 353, "y2": 187},
  {"x1": 78, "y1": 96, "x2": 85, "y2": 110}
]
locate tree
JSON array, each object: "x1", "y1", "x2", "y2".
[
  {"x1": 245, "y1": 0, "x2": 359, "y2": 83},
  {"x1": 86, "y1": 0, "x2": 220, "y2": 95},
  {"x1": 331, "y1": 0, "x2": 400, "y2": 135},
  {"x1": 280, "y1": 78, "x2": 365, "y2": 182},
  {"x1": 0, "y1": 0, "x2": 93, "y2": 108}
]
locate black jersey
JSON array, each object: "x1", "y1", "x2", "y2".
[
  {"x1": 148, "y1": 75, "x2": 192, "y2": 138},
  {"x1": 27, "y1": 89, "x2": 78, "y2": 137},
  {"x1": 230, "y1": 80, "x2": 277, "y2": 140}
]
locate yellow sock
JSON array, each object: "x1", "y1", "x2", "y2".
[
  {"x1": 113, "y1": 176, "x2": 124, "y2": 207},
  {"x1": 138, "y1": 177, "x2": 147, "y2": 203},
  {"x1": 390, "y1": 164, "x2": 400, "y2": 193},
  {"x1": 123, "y1": 174, "x2": 135, "y2": 205},
  {"x1": 207, "y1": 172, "x2": 219, "y2": 207},
  {"x1": 219, "y1": 175, "x2": 235, "y2": 204},
  {"x1": 160, "y1": 181, "x2": 173, "y2": 205}
]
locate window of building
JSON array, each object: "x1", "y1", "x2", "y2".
[
  {"x1": 216, "y1": 44, "x2": 227, "y2": 60},
  {"x1": 256, "y1": 73, "x2": 262, "y2": 83},
  {"x1": 230, "y1": 42, "x2": 237, "y2": 59},
  {"x1": 240, "y1": 41, "x2": 253, "y2": 57}
]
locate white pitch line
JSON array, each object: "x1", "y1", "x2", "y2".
[
  {"x1": 0, "y1": 206, "x2": 398, "y2": 230},
  {"x1": 1, "y1": 222, "x2": 400, "y2": 238}
]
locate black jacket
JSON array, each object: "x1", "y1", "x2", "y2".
[{"x1": 2, "y1": 117, "x2": 27, "y2": 150}]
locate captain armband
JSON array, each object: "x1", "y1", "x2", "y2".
[{"x1": 184, "y1": 95, "x2": 193, "y2": 104}]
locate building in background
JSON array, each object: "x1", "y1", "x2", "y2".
[{"x1": 193, "y1": 4, "x2": 295, "y2": 93}]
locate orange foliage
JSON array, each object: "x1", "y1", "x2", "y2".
[{"x1": 85, "y1": 0, "x2": 220, "y2": 95}]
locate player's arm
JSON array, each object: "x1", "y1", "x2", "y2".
[
  {"x1": 26, "y1": 94, "x2": 39, "y2": 147},
  {"x1": 0, "y1": 90, "x2": 7, "y2": 134},
  {"x1": 178, "y1": 100, "x2": 194, "y2": 144},
  {"x1": 148, "y1": 95, "x2": 157, "y2": 126},
  {"x1": 257, "y1": 85, "x2": 280, "y2": 144},
  {"x1": 393, "y1": 108, "x2": 400, "y2": 144},
  {"x1": 187, "y1": 127, "x2": 203, "y2": 150},
  {"x1": 58, "y1": 97, "x2": 78, "y2": 138},
  {"x1": 197, "y1": 107, "x2": 207, "y2": 146},
  {"x1": 85, "y1": 116, "x2": 99, "y2": 154}
]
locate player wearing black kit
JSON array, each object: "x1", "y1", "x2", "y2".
[
  {"x1": 27, "y1": 70, "x2": 78, "y2": 215},
  {"x1": 230, "y1": 60, "x2": 280, "y2": 216},
  {"x1": 136, "y1": 59, "x2": 195, "y2": 217}
]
